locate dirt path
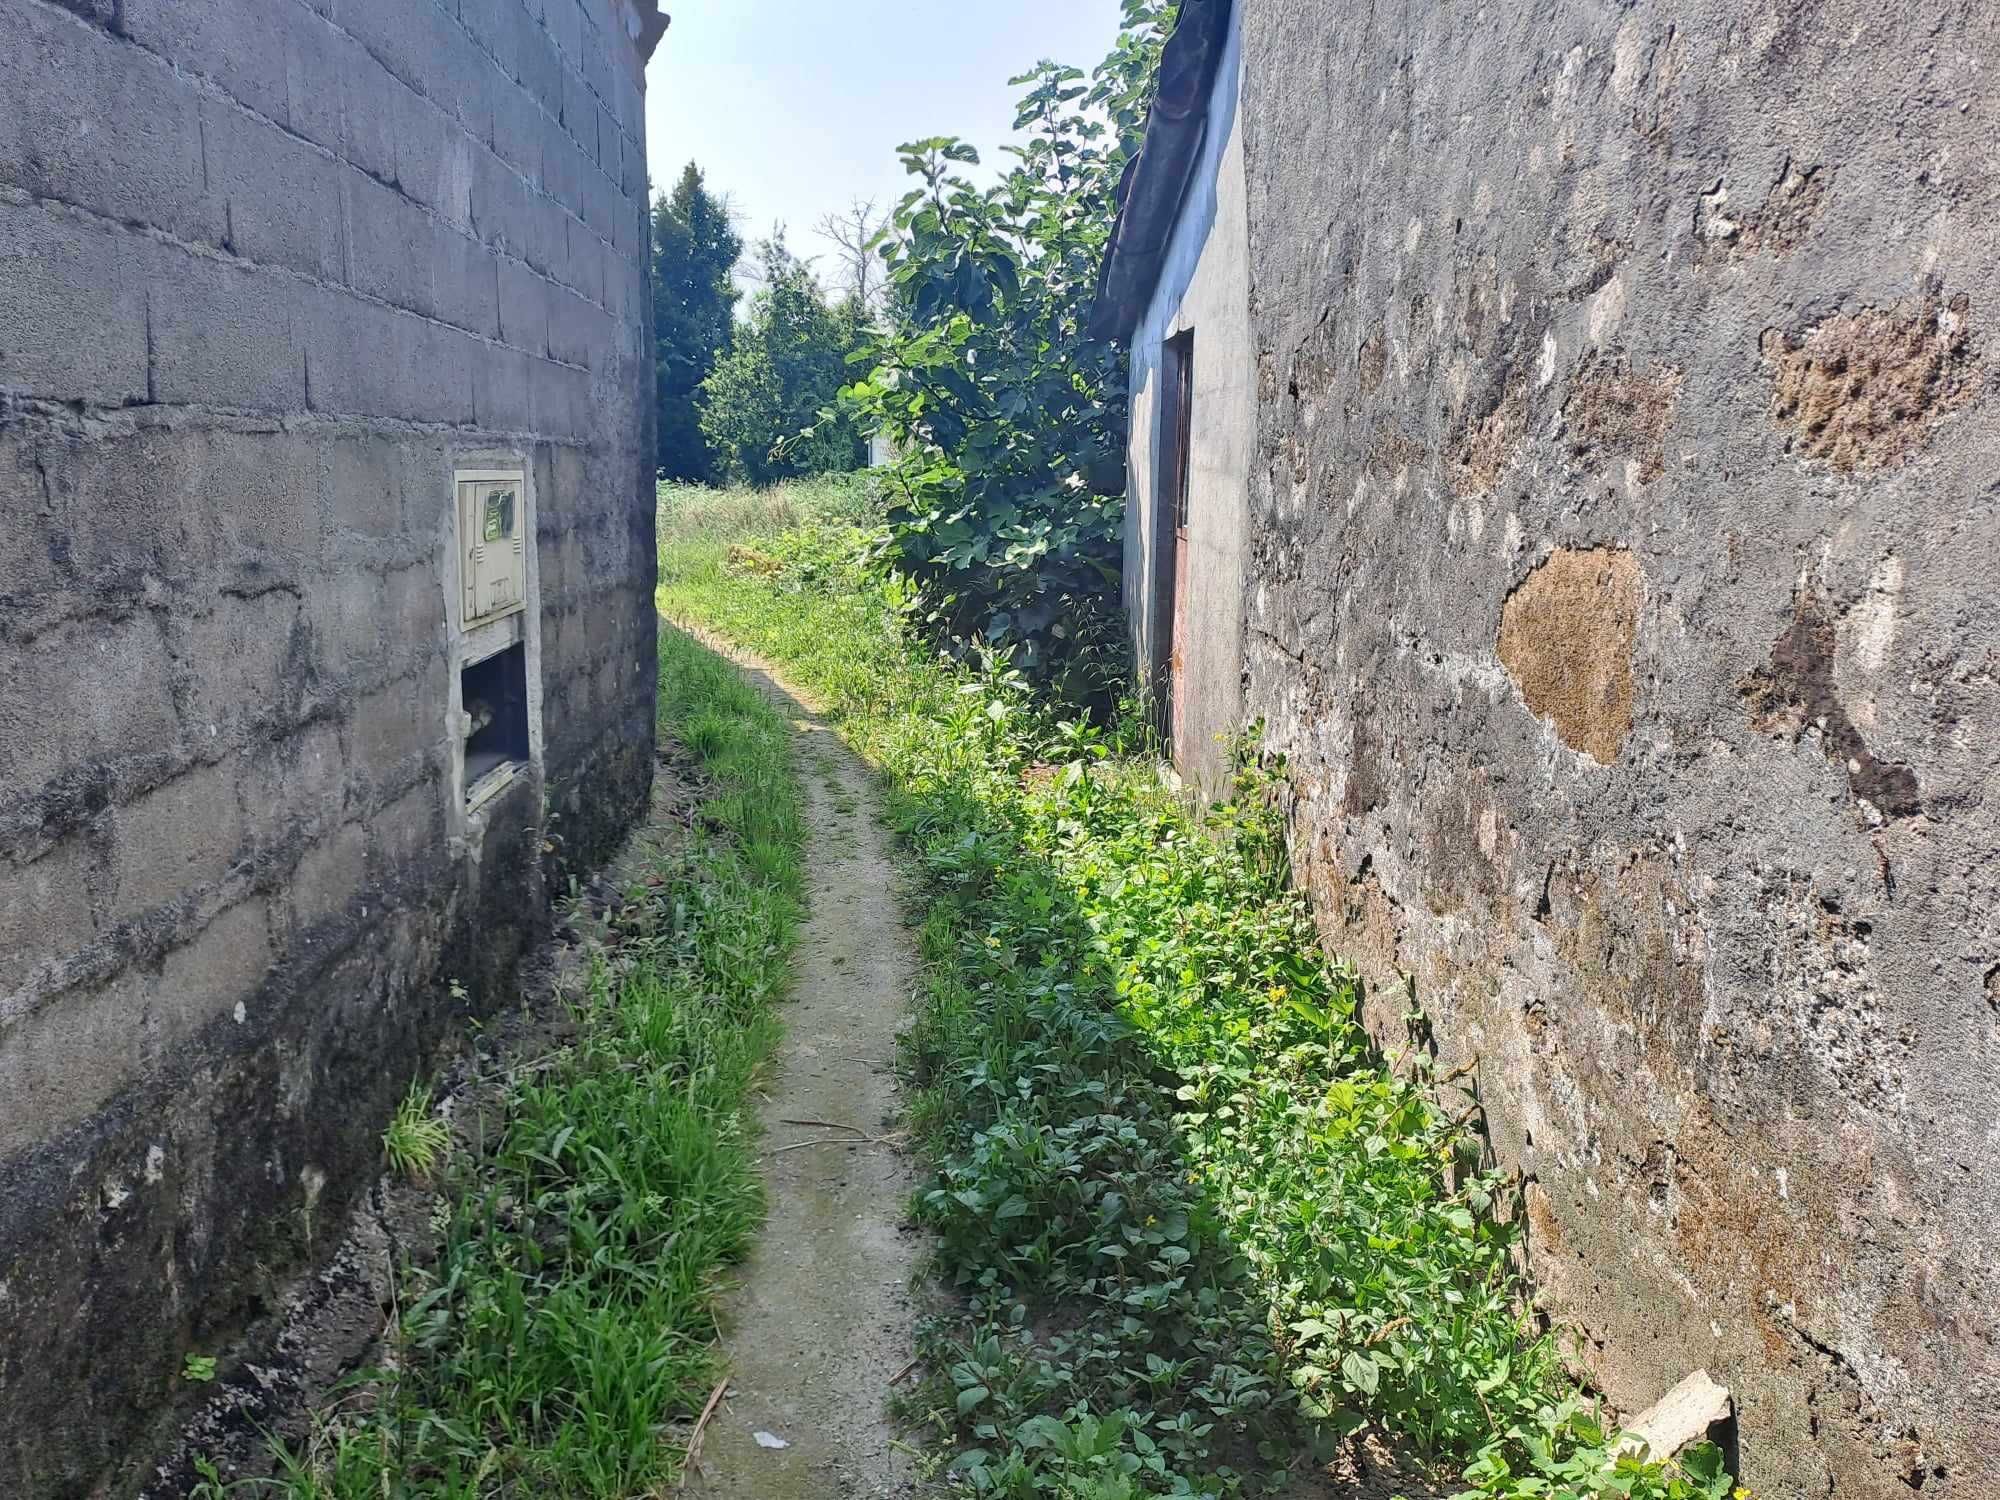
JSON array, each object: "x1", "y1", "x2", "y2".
[{"x1": 683, "y1": 655, "x2": 928, "y2": 1499}]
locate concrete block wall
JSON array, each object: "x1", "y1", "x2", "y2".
[
  {"x1": 1235, "y1": 3, "x2": 1998, "y2": 1495},
  {"x1": 0, "y1": 0, "x2": 661, "y2": 1491}
]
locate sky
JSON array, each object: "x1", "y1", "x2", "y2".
[{"x1": 643, "y1": 1, "x2": 1129, "y2": 286}]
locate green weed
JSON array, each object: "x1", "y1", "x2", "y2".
[
  {"x1": 380, "y1": 1083, "x2": 451, "y2": 1180},
  {"x1": 661, "y1": 514, "x2": 1742, "y2": 1500},
  {"x1": 256, "y1": 629, "x2": 803, "y2": 1497}
]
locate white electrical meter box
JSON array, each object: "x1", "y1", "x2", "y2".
[{"x1": 457, "y1": 468, "x2": 527, "y2": 628}]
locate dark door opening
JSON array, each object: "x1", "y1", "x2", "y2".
[{"x1": 1153, "y1": 329, "x2": 1195, "y2": 756}]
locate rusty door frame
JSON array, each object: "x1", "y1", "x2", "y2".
[{"x1": 1154, "y1": 329, "x2": 1195, "y2": 759}]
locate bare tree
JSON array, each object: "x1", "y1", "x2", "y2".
[{"x1": 814, "y1": 199, "x2": 888, "y2": 315}]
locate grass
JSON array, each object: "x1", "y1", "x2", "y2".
[
  {"x1": 657, "y1": 470, "x2": 883, "y2": 546},
  {"x1": 657, "y1": 495, "x2": 1744, "y2": 1500},
  {"x1": 206, "y1": 627, "x2": 804, "y2": 1498},
  {"x1": 381, "y1": 1084, "x2": 452, "y2": 1180}
]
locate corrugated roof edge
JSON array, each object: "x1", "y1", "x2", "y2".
[{"x1": 1086, "y1": 0, "x2": 1235, "y2": 344}]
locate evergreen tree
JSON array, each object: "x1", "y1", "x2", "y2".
[{"x1": 651, "y1": 163, "x2": 743, "y2": 482}]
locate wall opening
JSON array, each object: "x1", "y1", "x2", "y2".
[
  {"x1": 451, "y1": 460, "x2": 538, "y2": 815},
  {"x1": 460, "y1": 641, "x2": 530, "y2": 806},
  {"x1": 1154, "y1": 329, "x2": 1195, "y2": 754}
]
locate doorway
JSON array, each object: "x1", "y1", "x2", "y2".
[{"x1": 1154, "y1": 329, "x2": 1194, "y2": 757}]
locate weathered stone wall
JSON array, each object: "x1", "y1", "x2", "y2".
[
  {"x1": 0, "y1": 0, "x2": 660, "y2": 1492},
  {"x1": 1236, "y1": 2, "x2": 1998, "y2": 1494}
]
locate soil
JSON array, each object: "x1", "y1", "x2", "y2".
[{"x1": 680, "y1": 653, "x2": 930, "y2": 1499}]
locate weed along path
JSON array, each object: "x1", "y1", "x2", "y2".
[{"x1": 684, "y1": 641, "x2": 928, "y2": 1499}]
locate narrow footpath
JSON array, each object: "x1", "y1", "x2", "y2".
[{"x1": 683, "y1": 652, "x2": 928, "y2": 1499}]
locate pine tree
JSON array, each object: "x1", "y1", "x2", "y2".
[{"x1": 651, "y1": 163, "x2": 743, "y2": 481}]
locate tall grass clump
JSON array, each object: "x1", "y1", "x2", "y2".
[
  {"x1": 222, "y1": 631, "x2": 802, "y2": 1499},
  {"x1": 659, "y1": 524, "x2": 1743, "y2": 1500}
]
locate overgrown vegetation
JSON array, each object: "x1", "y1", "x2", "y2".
[
  {"x1": 826, "y1": 0, "x2": 1176, "y2": 707},
  {"x1": 210, "y1": 633, "x2": 804, "y2": 1497},
  {"x1": 659, "y1": 507, "x2": 1742, "y2": 1500},
  {"x1": 699, "y1": 232, "x2": 869, "y2": 485}
]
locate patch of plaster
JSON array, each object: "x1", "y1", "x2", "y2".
[
  {"x1": 1762, "y1": 289, "x2": 1980, "y2": 471},
  {"x1": 1565, "y1": 356, "x2": 1684, "y2": 484},
  {"x1": 1498, "y1": 547, "x2": 1643, "y2": 764}
]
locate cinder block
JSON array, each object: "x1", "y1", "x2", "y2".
[
  {"x1": 432, "y1": 230, "x2": 501, "y2": 338},
  {"x1": 305, "y1": 564, "x2": 388, "y2": 679},
  {"x1": 205, "y1": 100, "x2": 347, "y2": 282},
  {"x1": 0, "y1": 203, "x2": 150, "y2": 404},
  {"x1": 471, "y1": 148, "x2": 533, "y2": 259},
  {"x1": 491, "y1": 91, "x2": 542, "y2": 186},
  {"x1": 0, "y1": 964, "x2": 151, "y2": 1159},
  {"x1": 240, "y1": 720, "x2": 347, "y2": 848},
  {"x1": 541, "y1": 124, "x2": 583, "y2": 218},
  {"x1": 340, "y1": 0, "x2": 458, "y2": 104},
  {"x1": 436, "y1": 29, "x2": 499, "y2": 152},
  {"x1": 390, "y1": 86, "x2": 450, "y2": 214},
  {"x1": 148, "y1": 247, "x2": 307, "y2": 412},
  {"x1": 461, "y1": 0, "x2": 521, "y2": 82},
  {"x1": 530, "y1": 358, "x2": 588, "y2": 440},
  {"x1": 291, "y1": 821, "x2": 368, "y2": 930},
  {"x1": 564, "y1": 219, "x2": 604, "y2": 304},
  {"x1": 407, "y1": 320, "x2": 479, "y2": 426},
  {"x1": 317, "y1": 435, "x2": 408, "y2": 544},
  {"x1": 579, "y1": 15, "x2": 611, "y2": 102},
  {"x1": 614, "y1": 127, "x2": 641, "y2": 201},
  {"x1": 523, "y1": 194, "x2": 568, "y2": 280},
  {"x1": 542, "y1": 0, "x2": 581, "y2": 66},
  {"x1": 0, "y1": 836, "x2": 97, "y2": 1002},
  {"x1": 112, "y1": 760, "x2": 244, "y2": 921},
  {"x1": 608, "y1": 186, "x2": 640, "y2": 264},
  {"x1": 582, "y1": 167, "x2": 619, "y2": 240},
  {"x1": 546, "y1": 283, "x2": 588, "y2": 366},
  {"x1": 179, "y1": 591, "x2": 308, "y2": 742},
  {"x1": 474, "y1": 343, "x2": 534, "y2": 432},
  {"x1": 283, "y1": 8, "x2": 347, "y2": 156},
  {"x1": 368, "y1": 777, "x2": 443, "y2": 880},
  {"x1": 194, "y1": 428, "x2": 322, "y2": 584},
  {"x1": 0, "y1": 0, "x2": 219, "y2": 244},
  {"x1": 514, "y1": 2, "x2": 564, "y2": 110},
  {"x1": 383, "y1": 563, "x2": 446, "y2": 657},
  {"x1": 121, "y1": 0, "x2": 290, "y2": 126},
  {"x1": 338, "y1": 35, "x2": 402, "y2": 183},
  {"x1": 349, "y1": 679, "x2": 430, "y2": 782},
  {"x1": 152, "y1": 897, "x2": 272, "y2": 1041},
  {"x1": 497, "y1": 257, "x2": 549, "y2": 354},
  {"x1": 0, "y1": 613, "x2": 179, "y2": 798},
  {"x1": 33, "y1": 426, "x2": 206, "y2": 594},
  {"x1": 303, "y1": 292, "x2": 471, "y2": 426},
  {"x1": 343, "y1": 170, "x2": 437, "y2": 318},
  {"x1": 561, "y1": 64, "x2": 594, "y2": 155},
  {"x1": 0, "y1": 436, "x2": 62, "y2": 604},
  {"x1": 593, "y1": 98, "x2": 617, "y2": 174}
]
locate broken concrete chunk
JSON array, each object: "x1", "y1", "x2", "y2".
[{"x1": 1617, "y1": 1369, "x2": 1733, "y2": 1460}]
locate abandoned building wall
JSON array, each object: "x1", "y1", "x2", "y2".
[
  {"x1": 0, "y1": 0, "x2": 662, "y2": 1491},
  {"x1": 1235, "y1": 2, "x2": 1998, "y2": 1495},
  {"x1": 1122, "y1": 10, "x2": 1250, "y2": 791}
]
